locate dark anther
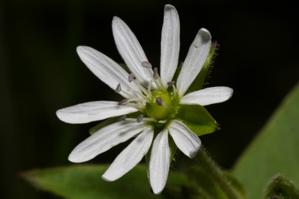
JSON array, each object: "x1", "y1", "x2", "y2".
[
  {"x1": 118, "y1": 99, "x2": 128, "y2": 105},
  {"x1": 167, "y1": 81, "x2": 175, "y2": 87},
  {"x1": 141, "y1": 61, "x2": 152, "y2": 68},
  {"x1": 156, "y1": 97, "x2": 163, "y2": 106},
  {"x1": 115, "y1": 83, "x2": 121, "y2": 92},
  {"x1": 128, "y1": 73, "x2": 136, "y2": 82}
]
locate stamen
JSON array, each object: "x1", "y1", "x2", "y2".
[
  {"x1": 141, "y1": 61, "x2": 152, "y2": 68},
  {"x1": 167, "y1": 81, "x2": 175, "y2": 87},
  {"x1": 118, "y1": 99, "x2": 129, "y2": 105},
  {"x1": 151, "y1": 67, "x2": 165, "y2": 89},
  {"x1": 153, "y1": 67, "x2": 159, "y2": 79},
  {"x1": 137, "y1": 114, "x2": 144, "y2": 122},
  {"x1": 128, "y1": 73, "x2": 136, "y2": 82},
  {"x1": 156, "y1": 97, "x2": 163, "y2": 106},
  {"x1": 115, "y1": 83, "x2": 121, "y2": 93}
]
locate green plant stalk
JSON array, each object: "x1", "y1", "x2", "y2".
[{"x1": 196, "y1": 148, "x2": 245, "y2": 199}]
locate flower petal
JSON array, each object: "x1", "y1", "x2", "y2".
[
  {"x1": 181, "y1": 86, "x2": 233, "y2": 106},
  {"x1": 68, "y1": 120, "x2": 147, "y2": 163},
  {"x1": 56, "y1": 101, "x2": 137, "y2": 124},
  {"x1": 160, "y1": 4, "x2": 180, "y2": 86},
  {"x1": 102, "y1": 128, "x2": 153, "y2": 181},
  {"x1": 169, "y1": 120, "x2": 201, "y2": 158},
  {"x1": 176, "y1": 28, "x2": 212, "y2": 95},
  {"x1": 149, "y1": 130, "x2": 170, "y2": 194},
  {"x1": 112, "y1": 17, "x2": 153, "y2": 83},
  {"x1": 76, "y1": 46, "x2": 141, "y2": 98}
]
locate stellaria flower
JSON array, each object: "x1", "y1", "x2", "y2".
[{"x1": 56, "y1": 4, "x2": 233, "y2": 194}]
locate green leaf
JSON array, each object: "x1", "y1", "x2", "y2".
[
  {"x1": 233, "y1": 83, "x2": 299, "y2": 199},
  {"x1": 265, "y1": 175, "x2": 299, "y2": 199},
  {"x1": 23, "y1": 164, "x2": 188, "y2": 199},
  {"x1": 177, "y1": 104, "x2": 218, "y2": 136}
]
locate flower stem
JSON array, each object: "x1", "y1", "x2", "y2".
[{"x1": 195, "y1": 147, "x2": 245, "y2": 199}]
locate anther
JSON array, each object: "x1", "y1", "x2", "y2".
[
  {"x1": 118, "y1": 99, "x2": 129, "y2": 105},
  {"x1": 137, "y1": 114, "x2": 144, "y2": 122},
  {"x1": 128, "y1": 73, "x2": 136, "y2": 82},
  {"x1": 167, "y1": 81, "x2": 175, "y2": 87},
  {"x1": 156, "y1": 97, "x2": 163, "y2": 106},
  {"x1": 115, "y1": 83, "x2": 121, "y2": 93},
  {"x1": 141, "y1": 61, "x2": 152, "y2": 68},
  {"x1": 153, "y1": 67, "x2": 159, "y2": 79}
]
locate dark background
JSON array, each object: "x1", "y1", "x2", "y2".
[{"x1": 0, "y1": 0, "x2": 298, "y2": 198}]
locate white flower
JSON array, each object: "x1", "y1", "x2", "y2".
[{"x1": 56, "y1": 4, "x2": 233, "y2": 194}]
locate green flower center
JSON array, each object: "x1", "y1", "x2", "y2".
[{"x1": 145, "y1": 89, "x2": 180, "y2": 121}]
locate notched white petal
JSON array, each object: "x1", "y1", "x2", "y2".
[
  {"x1": 112, "y1": 17, "x2": 153, "y2": 83},
  {"x1": 56, "y1": 101, "x2": 138, "y2": 124},
  {"x1": 76, "y1": 46, "x2": 141, "y2": 98},
  {"x1": 102, "y1": 128, "x2": 153, "y2": 181},
  {"x1": 181, "y1": 87, "x2": 233, "y2": 106},
  {"x1": 149, "y1": 130, "x2": 170, "y2": 194},
  {"x1": 169, "y1": 120, "x2": 201, "y2": 158},
  {"x1": 160, "y1": 4, "x2": 180, "y2": 86},
  {"x1": 68, "y1": 120, "x2": 147, "y2": 163},
  {"x1": 176, "y1": 28, "x2": 212, "y2": 95}
]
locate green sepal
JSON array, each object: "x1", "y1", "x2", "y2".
[
  {"x1": 187, "y1": 42, "x2": 218, "y2": 92},
  {"x1": 265, "y1": 175, "x2": 299, "y2": 199},
  {"x1": 176, "y1": 104, "x2": 218, "y2": 136}
]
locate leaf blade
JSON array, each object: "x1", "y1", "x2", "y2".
[
  {"x1": 233, "y1": 83, "x2": 299, "y2": 199},
  {"x1": 23, "y1": 164, "x2": 187, "y2": 199}
]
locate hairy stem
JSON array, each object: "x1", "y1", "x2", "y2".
[{"x1": 195, "y1": 148, "x2": 245, "y2": 199}]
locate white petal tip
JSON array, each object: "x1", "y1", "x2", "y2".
[
  {"x1": 101, "y1": 174, "x2": 115, "y2": 182},
  {"x1": 68, "y1": 149, "x2": 92, "y2": 163},
  {"x1": 198, "y1": 28, "x2": 212, "y2": 42},
  {"x1": 68, "y1": 153, "x2": 84, "y2": 163},
  {"x1": 189, "y1": 149, "x2": 200, "y2": 158},
  {"x1": 152, "y1": 188, "x2": 163, "y2": 195},
  {"x1": 76, "y1": 45, "x2": 86, "y2": 53},
  {"x1": 112, "y1": 16, "x2": 121, "y2": 24},
  {"x1": 227, "y1": 88, "x2": 234, "y2": 99},
  {"x1": 55, "y1": 109, "x2": 80, "y2": 124},
  {"x1": 220, "y1": 87, "x2": 234, "y2": 102},
  {"x1": 164, "y1": 4, "x2": 175, "y2": 10},
  {"x1": 56, "y1": 110, "x2": 68, "y2": 123},
  {"x1": 76, "y1": 46, "x2": 92, "y2": 58}
]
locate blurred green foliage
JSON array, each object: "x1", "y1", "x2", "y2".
[
  {"x1": 234, "y1": 83, "x2": 299, "y2": 199},
  {"x1": 23, "y1": 164, "x2": 187, "y2": 199}
]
